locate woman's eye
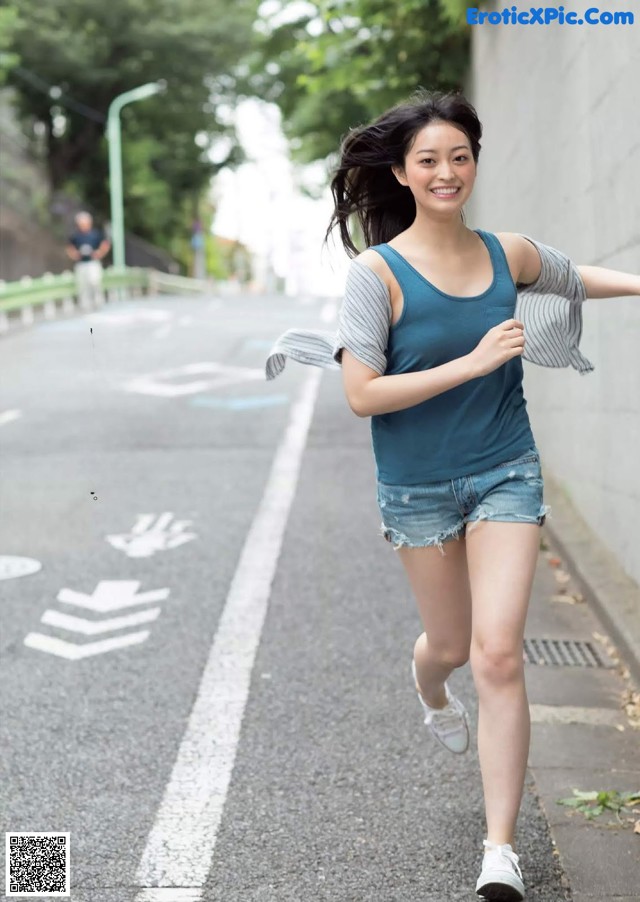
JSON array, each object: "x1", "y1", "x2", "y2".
[{"x1": 419, "y1": 156, "x2": 468, "y2": 164}]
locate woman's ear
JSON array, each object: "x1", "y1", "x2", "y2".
[{"x1": 391, "y1": 165, "x2": 408, "y2": 187}]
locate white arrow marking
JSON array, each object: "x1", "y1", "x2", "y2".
[
  {"x1": 24, "y1": 630, "x2": 150, "y2": 660},
  {"x1": 41, "y1": 606, "x2": 162, "y2": 635},
  {"x1": 122, "y1": 363, "x2": 264, "y2": 398},
  {"x1": 107, "y1": 513, "x2": 197, "y2": 558},
  {"x1": 57, "y1": 580, "x2": 170, "y2": 613}
]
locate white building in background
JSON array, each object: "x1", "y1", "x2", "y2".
[{"x1": 211, "y1": 98, "x2": 348, "y2": 297}]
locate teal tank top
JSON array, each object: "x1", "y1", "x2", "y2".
[{"x1": 370, "y1": 229, "x2": 535, "y2": 484}]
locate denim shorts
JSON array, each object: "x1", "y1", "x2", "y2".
[{"x1": 376, "y1": 446, "x2": 551, "y2": 555}]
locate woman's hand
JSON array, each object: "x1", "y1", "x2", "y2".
[{"x1": 469, "y1": 319, "x2": 526, "y2": 377}]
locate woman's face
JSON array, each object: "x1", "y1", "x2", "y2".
[{"x1": 392, "y1": 120, "x2": 476, "y2": 215}]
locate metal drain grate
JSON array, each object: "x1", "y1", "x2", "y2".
[{"x1": 524, "y1": 638, "x2": 613, "y2": 668}]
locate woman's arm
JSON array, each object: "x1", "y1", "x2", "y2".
[
  {"x1": 575, "y1": 265, "x2": 640, "y2": 298},
  {"x1": 342, "y1": 349, "x2": 478, "y2": 417},
  {"x1": 507, "y1": 233, "x2": 640, "y2": 298}
]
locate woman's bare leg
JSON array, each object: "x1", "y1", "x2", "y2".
[
  {"x1": 396, "y1": 538, "x2": 472, "y2": 709},
  {"x1": 465, "y1": 520, "x2": 541, "y2": 848}
]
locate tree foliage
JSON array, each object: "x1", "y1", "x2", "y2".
[
  {"x1": 0, "y1": 6, "x2": 20, "y2": 82},
  {"x1": 245, "y1": 0, "x2": 471, "y2": 163},
  {"x1": 1, "y1": 0, "x2": 257, "y2": 263}
]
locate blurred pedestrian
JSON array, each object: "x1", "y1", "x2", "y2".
[{"x1": 66, "y1": 211, "x2": 111, "y2": 308}]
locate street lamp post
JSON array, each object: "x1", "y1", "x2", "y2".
[{"x1": 107, "y1": 80, "x2": 166, "y2": 269}]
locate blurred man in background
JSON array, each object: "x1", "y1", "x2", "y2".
[{"x1": 65, "y1": 211, "x2": 111, "y2": 308}]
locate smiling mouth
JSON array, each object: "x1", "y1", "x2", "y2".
[{"x1": 430, "y1": 187, "x2": 461, "y2": 196}]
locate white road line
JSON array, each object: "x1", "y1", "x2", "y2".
[
  {"x1": 134, "y1": 365, "x2": 323, "y2": 898},
  {"x1": 136, "y1": 892, "x2": 202, "y2": 901}
]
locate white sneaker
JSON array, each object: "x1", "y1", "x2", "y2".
[
  {"x1": 475, "y1": 839, "x2": 525, "y2": 900},
  {"x1": 410, "y1": 657, "x2": 470, "y2": 754}
]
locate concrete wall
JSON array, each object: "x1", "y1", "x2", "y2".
[{"x1": 465, "y1": 3, "x2": 640, "y2": 584}]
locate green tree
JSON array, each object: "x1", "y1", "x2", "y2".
[
  {"x1": 0, "y1": 7, "x2": 20, "y2": 83},
  {"x1": 245, "y1": 0, "x2": 471, "y2": 163},
  {"x1": 1, "y1": 0, "x2": 256, "y2": 262}
]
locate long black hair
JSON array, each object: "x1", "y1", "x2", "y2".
[{"x1": 325, "y1": 89, "x2": 483, "y2": 257}]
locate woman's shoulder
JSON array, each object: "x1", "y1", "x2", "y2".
[
  {"x1": 491, "y1": 230, "x2": 526, "y2": 251},
  {"x1": 492, "y1": 232, "x2": 540, "y2": 284},
  {"x1": 351, "y1": 247, "x2": 392, "y2": 284},
  {"x1": 492, "y1": 231, "x2": 542, "y2": 285}
]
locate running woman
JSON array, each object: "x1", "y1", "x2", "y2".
[{"x1": 266, "y1": 88, "x2": 640, "y2": 901}]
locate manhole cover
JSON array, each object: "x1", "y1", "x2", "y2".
[{"x1": 524, "y1": 638, "x2": 613, "y2": 668}]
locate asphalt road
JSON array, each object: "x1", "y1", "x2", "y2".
[{"x1": 0, "y1": 292, "x2": 572, "y2": 901}]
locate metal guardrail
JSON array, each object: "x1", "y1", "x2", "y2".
[
  {"x1": 147, "y1": 271, "x2": 210, "y2": 295},
  {"x1": 0, "y1": 266, "x2": 211, "y2": 333}
]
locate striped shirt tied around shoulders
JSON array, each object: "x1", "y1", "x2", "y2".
[{"x1": 264, "y1": 235, "x2": 594, "y2": 381}]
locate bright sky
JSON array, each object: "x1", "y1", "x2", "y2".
[{"x1": 211, "y1": 98, "x2": 350, "y2": 297}]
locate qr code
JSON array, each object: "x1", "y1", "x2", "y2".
[{"x1": 6, "y1": 832, "x2": 70, "y2": 897}]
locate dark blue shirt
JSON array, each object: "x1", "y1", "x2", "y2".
[
  {"x1": 368, "y1": 230, "x2": 535, "y2": 483},
  {"x1": 68, "y1": 228, "x2": 104, "y2": 262}
]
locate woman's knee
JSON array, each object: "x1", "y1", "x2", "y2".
[
  {"x1": 445, "y1": 648, "x2": 470, "y2": 669},
  {"x1": 470, "y1": 640, "x2": 524, "y2": 685},
  {"x1": 425, "y1": 641, "x2": 470, "y2": 670}
]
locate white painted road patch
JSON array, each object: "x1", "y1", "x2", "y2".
[
  {"x1": 0, "y1": 556, "x2": 42, "y2": 580},
  {"x1": 0, "y1": 410, "x2": 22, "y2": 428},
  {"x1": 87, "y1": 309, "x2": 174, "y2": 326},
  {"x1": 133, "y1": 366, "x2": 323, "y2": 899},
  {"x1": 122, "y1": 363, "x2": 264, "y2": 398}
]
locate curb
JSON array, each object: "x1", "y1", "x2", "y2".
[{"x1": 541, "y1": 463, "x2": 640, "y2": 687}]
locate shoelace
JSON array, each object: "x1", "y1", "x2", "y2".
[
  {"x1": 421, "y1": 692, "x2": 467, "y2": 735},
  {"x1": 482, "y1": 840, "x2": 523, "y2": 879}
]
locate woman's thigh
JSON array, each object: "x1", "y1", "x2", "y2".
[
  {"x1": 465, "y1": 520, "x2": 540, "y2": 683},
  {"x1": 395, "y1": 540, "x2": 472, "y2": 658},
  {"x1": 463, "y1": 447, "x2": 547, "y2": 659},
  {"x1": 375, "y1": 444, "x2": 549, "y2": 654},
  {"x1": 377, "y1": 477, "x2": 472, "y2": 652}
]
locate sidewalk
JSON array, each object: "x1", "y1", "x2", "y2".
[{"x1": 524, "y1": 465, "x2": 640, "y2": 901}]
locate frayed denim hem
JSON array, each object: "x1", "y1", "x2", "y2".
[
  {"x1": 378, "y1": 520, "x2": 465, "y2": 556},
  {"x1": 379, "y1": 504, "x2": 552, "y2": 555}
]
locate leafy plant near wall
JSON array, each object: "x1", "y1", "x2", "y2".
[{"x1": 557, "y1": 789, "x2": 640, "y2": 830}]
